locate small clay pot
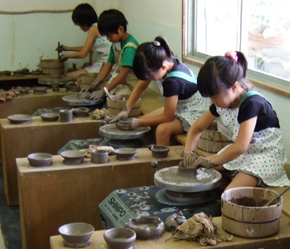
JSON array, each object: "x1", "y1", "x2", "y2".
[
  {"x1": 149, "y1": 145, "x2": 170, "y2": 158},
  {"x1": 59, "y1": 109, "x2": 73, "y2": 122},
  {"x1": 124, "y1": 216, "x2": 164, "y2": 240},
  {"x1": 33, "y1": 86, "x2": 47, "y2": 95},
  {"x1": 72, "y1": 107, "x2": 90, "y2": 117},
  {"x1": 61, "y1": 150, "x2": 86, "y2": 165},
  {"x1": 114, "y1": 148, "x2": 137, "y2": 161},
  {"x1": 27, "y1": 153, "x2": 53, "y2": 167},
  {"x1": 104, "y1": 228, "x2": 136, "y2": 249},
  {"x1": 41, "y1": 112, "x2": 59, "y2": 122},
  {"x1": 91, "y1": 150, "x2": 109, "y2": 164}
]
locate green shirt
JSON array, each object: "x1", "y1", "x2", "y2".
[{"x1": 107, "y1": 34, "x2": 139, "y2": 67}]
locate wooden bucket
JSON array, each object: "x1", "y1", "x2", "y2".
[
  {"x1": 77, "y1": 73, "x2": 98, "y2": 89},
  {"x1": 107, "y1": 95, "x2": 141, "y2": 117},
  {"x1": 196, "y1": 121, "x2": 232, "y2": 154},
  {"x1": 221, "y1": 187, "x2": 283, "y2": 238},
  {"x1": 40, "y1": 59, "x2": 64, "y2": 75}
]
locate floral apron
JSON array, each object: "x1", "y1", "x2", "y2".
[{"x1": 217, "y1": 91, "x2": 290, "y2": 187}]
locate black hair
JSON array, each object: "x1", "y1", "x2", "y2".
[
  {"x1": 72, "y1": 3, "x2": 98, "y2": 27},
  {"x1": 133, "y1": 36, "x2": 178, "y2": 80},
  {"x1": 98, "y1": 9, "x2": 128, "y2": 36},
  {"x1": 197, "y1": 51, "x2": 252, "y2": 97}
]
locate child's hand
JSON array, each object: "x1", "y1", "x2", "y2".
[
  {"x1": 192, "y1": 156, "x2": 217, "y2": 169},
  {"x1": 183, "y1": 150, "x2": 197, "y2": 168},
  {"x1": 128, "y1": 118, "x2": 139, "y2": 129}
]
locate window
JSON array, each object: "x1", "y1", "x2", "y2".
[{"x1": 183, "y1": 0, "x2": 290, "y2": 94}]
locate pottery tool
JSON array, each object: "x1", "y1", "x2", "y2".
[{"x1": 263, "y1": 186, "x2": 290, "y2": 206}]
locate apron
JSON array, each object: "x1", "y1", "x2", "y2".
[
  {"x1": 158, "y1": 68, "x2": 210, "y2": 132},
  {"x1": 109, "y1": 42, "x2": 138, "y2": 95},
  {"x1": 217, "y1": 91, "x2": 290, "y2": 187}
]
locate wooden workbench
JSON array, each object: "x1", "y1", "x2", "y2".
[
  {"x1": 50, "y1": 214, "x2": 290, "y2": 249},
  {"x1": 17, "y1": 146, "x2": 183, "y2": 249},
  {"x1": 0, "y1": 88, "x2": 70, "y2": 118},
  {"x1": 0, "y1": 116, "x2": 101, "y2": 205}
]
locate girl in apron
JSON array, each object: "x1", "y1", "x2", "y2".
[
  {"x1": 115, "y1": 36, "x2": 210, "y2": 145},
  {"x1": 184, "y1": 51, "x2": 290, "y2": 190}
]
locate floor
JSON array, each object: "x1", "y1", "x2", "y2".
[{"x1": 0, "y1": 164, "x2": 21, "y2": 249}]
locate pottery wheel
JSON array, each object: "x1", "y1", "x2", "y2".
[
  {"x1": 99, "y1": 123, "x2": 151, "y2": 140},
  {"x1": 154, "y1": 166, "x2": 221, "y2": 193},
  {"x1": 62, "y1": 94, "x2": 103, "y2": 106},
  {"x1": 38, "y1": 75, "x2": 73, "y2": 85}
]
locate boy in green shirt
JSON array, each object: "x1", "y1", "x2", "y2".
[{"x1": 87, "y1": 9, "x2": 139, "y2": 98}]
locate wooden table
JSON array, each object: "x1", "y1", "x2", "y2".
[
  {"x1": 0, "y1": 88, "x2": 70, "y2": 118},
  {"x1": 1, "y1": 116, "x2": 101, "y2": 205},
  {"x1": 17, "y1": 146, "x2": 183, "y2": 249},
  {"x1": 50, "y1": 214, "x2": 290, "y2": 249}
]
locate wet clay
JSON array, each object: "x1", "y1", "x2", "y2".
[{"x1": 229, "y1": 197, "x2": 276, "y2": 207}]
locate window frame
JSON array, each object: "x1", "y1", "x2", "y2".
[{"x1": 182, "y1": 0, "x2": 290, "y2": 98}]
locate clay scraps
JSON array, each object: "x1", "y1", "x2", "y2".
[{"x1": 173, "y1": 212, "x2": 233, "y2": 246}]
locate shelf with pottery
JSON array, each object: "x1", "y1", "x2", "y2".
[
  {"x1": 50, "y1": 214, "x2": 290, "y2": 249},
  {"x1": 16, "y1": 146, "x2": 183, "y2": 249},
  {"x1": 0, "y1": 116, "x2": 102, "y2": 205}
]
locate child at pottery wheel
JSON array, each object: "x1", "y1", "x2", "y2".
[
  {"x1": 183, "y1": 51, "x2": 290, "y2": 190},
  {"x1": 84, "y1": 9, "x2": 139, "y2": 100},
  {"x1": 113, "y1": 36, "x2": 210, "y2": 145},
  {"x1": 59, "y1": 3, "x2": 111, "y2": 79}
]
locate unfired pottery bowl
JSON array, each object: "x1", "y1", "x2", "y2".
[
  {"x1": 27, "y1": 153, "x2": 53, "y2": 167},
  {"x1": 61, "y1": 150, "x2": 86, "y2": 165},
  {"x1": 114, "y1": 148, "x2": 137, "y2": 161},
  {"x1": 33, "y1": 86, "x2": 47, "y2": 95},
  {"x1": 41, "y1": 112, "x2": 59, "y2": 122},
  {"x1": 124, "y1": 216, "x2": 164, "y2": 240},
  {"x1": 149, "y1": 145, "x2": 170, "y2": 158},
  {"x1": 104, "y1": 228, "x2": 136, "y2": 249},
  {"x1": 7, "y1": 114, "x2": 32, "y2": 124},
  {"x1": 58, "y1": 222, "x2": 94, "y2": 248},
  {"x1": 72, "y1": 107, "x2": 90, "y2": 117}
]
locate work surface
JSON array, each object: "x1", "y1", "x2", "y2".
[
  {"x1": 50, "y1": 214, "x2": 290, "y2": 249},
  {"x1": 17, "y1": 146, "x2": 183, "y2": 249},
  {"x1": 0, "y1": 116, "x2": 101, "y2": 205}
]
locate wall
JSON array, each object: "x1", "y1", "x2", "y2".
[{"x1": 1, "y1": 0, "x2": 290, "y2": 163}]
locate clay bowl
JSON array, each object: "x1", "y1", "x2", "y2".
[
  {"x1": 7, "y1": 114, "x2": 32, "y2": 124},
  {"x1": 221, "y1": 187, "x2": 283, "y2": 238},
  {"x1": 148, "y1": 145, "x2": 170, "y2": 158},
  {"x1": 72, "y1": 107, "x2": 90, "y2": 117},
  {"x1": 61, "y1": 150, "x2": 86, "y2": 165},
  {"x1": 27, "y1": 153, "x2": 53, "y2": 167},
  {"x1": 33, "y1": 86, "x2": 47, "y2": 95},
  {"x1": 116, "y1": 119, "x2": 134, "y2": 131},
  {"x1": 58, "y1": 222, "x2": 94, "y2": 248},
  {"x1": 114, "y1": 148, "x2": 137, "y2": 161},
  {"x1": 124, "y1": 216, "x2": 164, "y2": 240},
  {"x1": 41, "y1": 112, "x2": 59, "y2": 122},
  {"x1": 104, "y1": 228, "x2": 136, "y2": 249}
]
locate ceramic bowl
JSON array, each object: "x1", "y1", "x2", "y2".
[
  {"x1": 58, "y1": 222, "x2": 94, "y2": 247},
  {"x1": 27, "y1": 153, "x2": 53, "y2": 167},
  {"x1": 124, "y1": 216, "x2": 164, "y2": 240},
  {"x1": 148, "y1": 145, "x2": 170, "y2": 158},
  {"x1": 41, "y1": 112, "x2": 59, "y2": 122},
  {"x1": 72, "y1": 107, "x2": 90, "y2": 117},
  {"x1": 7, "y1": 114, "x2": 32, "y2": 124},
  {"x1": 61, "y1": 150, "x2": 86, "y2": 165},
  {"x1": 114, "y1": 148, "x2": 137, "y2": 161},
  {"x1": 104, "y1": 228, "x2": 136, "y2": 249}
]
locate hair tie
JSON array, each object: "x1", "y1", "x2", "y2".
[
  {"x1": 152, "y1": 40, "x2": 161, "y2": 46},
  {"x1": 225, "y1": 51, "x2": 238, "y2": 63}
]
